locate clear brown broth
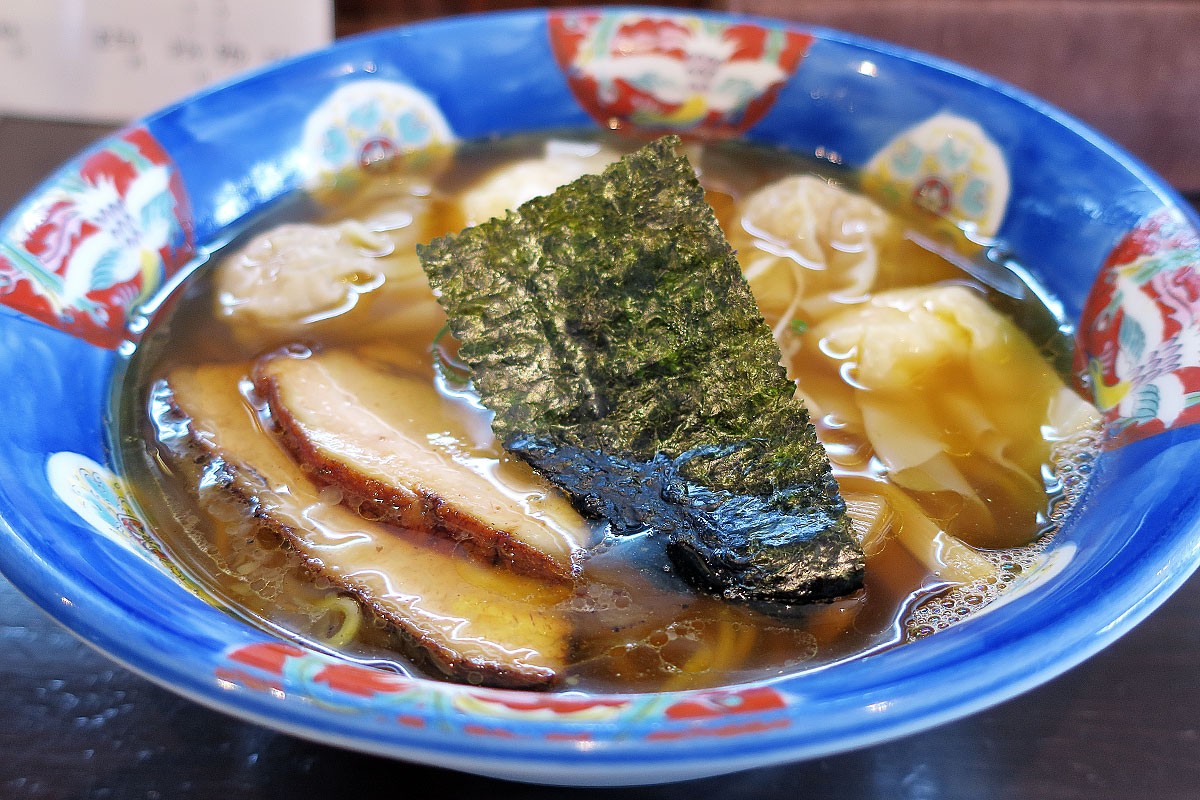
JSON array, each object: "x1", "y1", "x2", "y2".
[{"x1": 113, "y1": 132, "x2": 1091, "y2": 692}]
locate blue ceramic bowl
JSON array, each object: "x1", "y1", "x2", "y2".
[{"x1": 2, "y1": 7, "x2": 1199, "y2": 786}]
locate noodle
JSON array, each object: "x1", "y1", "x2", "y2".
[{"x1": 312, "y1": 594, "x2": 365, "y2": 648}]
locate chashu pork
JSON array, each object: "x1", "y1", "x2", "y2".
[
  {"x1": 163, "y1": 363, "x2": 572, "y2": 689},
  {"x1": 253, "y1": 348, "x2": 596, "y2": 582}
]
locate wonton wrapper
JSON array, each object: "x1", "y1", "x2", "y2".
[
  {"x1": 810, "y1": 285, "x2": 1099, "y2": 548},
  {"x1": 214, "y1": 217, "x2": 444, "y2": 348},
  {"x1": 458, "y1": 140, "x2": 621, "y2": 226},
  {"x1": 733, "y1": 176, "x2": 898, "y2": 361}
]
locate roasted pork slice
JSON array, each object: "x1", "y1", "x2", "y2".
[
  {"x1": 163, "y1": 363, "x2": 572, "y2": 689},
  {"x1": 253, "y1": 349, "x2": 596, "y2": 582}
]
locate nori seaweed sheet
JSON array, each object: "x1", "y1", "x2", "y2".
[{"x1": 417, "y1": 136, "x2": 863, "y2": 605}]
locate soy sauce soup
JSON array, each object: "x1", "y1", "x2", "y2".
[{"x1": 113, "y1": 133, "x2": 1099, "y2": 692}]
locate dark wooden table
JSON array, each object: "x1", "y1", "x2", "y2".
[{"x1": 2, "y1": 116, "x2": 1198, "y2": 800}]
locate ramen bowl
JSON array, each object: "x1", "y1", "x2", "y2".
[{"x1": 1, "y1": 7, "x2": 1199, "y2": 786}]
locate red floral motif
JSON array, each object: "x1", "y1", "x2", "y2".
[
  {"x1": 216, "y1": 642, "x2": 797, "y2": 741},
  {"x1": 465, "y1": 692, "x2": 629, "y2": 716},
  {"x1": 549, "y1": 11, "x2": 810, "y2": 139},
  {"x1": 222, "y1": 642, "x2": 414, "y2": 699},
  {"x1": 646, "y1": 718, "x2": 789, "y2": 741},
  {"x1": 214, "y1": 667, "x2": 285, "y2": 694},
  {"x1": 312, "y1": 663, "x2": 413, "y2": 697},
  {"x1": 913, "y1": 176, "x2": 953, "y2": 215},
  {"x1": 216, "y1": 642, "x2": 306, "y2": 693},
  {"x1": 1103, "y1": 210, "x2": 1197, "y2": 268},
  {"x1": 228, "y1": 641, "x2": 305, "y2": 674},
  {"x1": 663, "y1": 686, "x2": 787, "y2": 720},
  {"x1": 1076, "y1": 208, "x2": 1200, "y2": 445},
  {"x1": 463, "y1": 724, "x2": 522, "y2": 739},
  {"x1": 0, "y1": 127, "x2": 193, "y2": 349}
]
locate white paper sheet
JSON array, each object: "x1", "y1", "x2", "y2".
[{"x1": 0, "y1": 0, "x2": 333, "y2": 122}]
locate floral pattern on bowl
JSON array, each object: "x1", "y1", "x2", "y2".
[
  {"x1": 549, "y1": 10, "x2": 811, "y2": 137},
  {"x1": 0, "y1": 128, "x2": 192, "y2": 349},
  {"x1": 217, "y1": 641, "x2": 791, "y2": 741},
  {"x1": 1077, "y1": 207, "x2": 1200, "y2": 444},
  {"x1": 862, "y1": 112, "x2": 1010, "y2": 238},
  {"x1": 301, "y1": 80, "x2": 455, "y2": 187}
]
